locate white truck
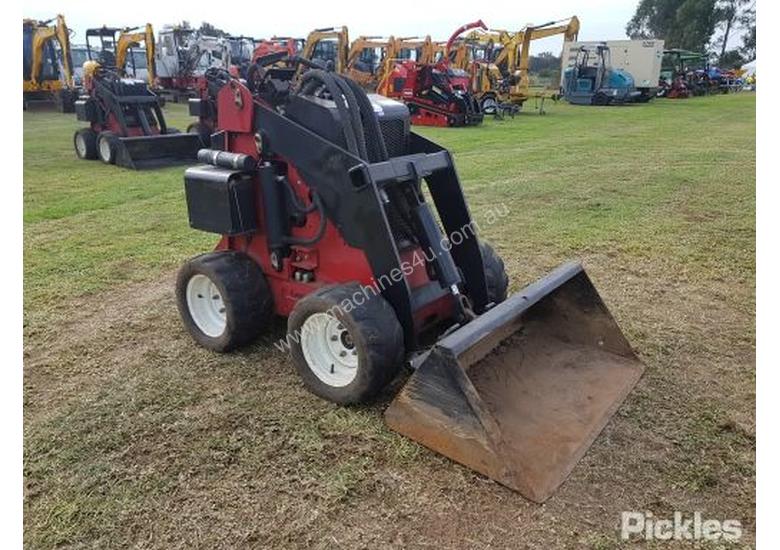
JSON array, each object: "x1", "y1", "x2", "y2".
[{"x1": 562, "y1": 39, "x2": 665, "y2": 101}]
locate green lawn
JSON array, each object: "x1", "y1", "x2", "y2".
[{"x1": 24, "y1": 94, "x2": 756, "y2": 548}]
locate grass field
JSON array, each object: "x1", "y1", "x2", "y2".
[{"x1": 24, "y1": 94, "x2": 756, "y2": 548}]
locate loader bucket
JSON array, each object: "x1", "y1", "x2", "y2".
[
  {"x1": 114, "y1": 134, "x2": 202, "y2": 170},
  {"x1": 385, "y1": 261, "x2": 644, "y2": 502}
]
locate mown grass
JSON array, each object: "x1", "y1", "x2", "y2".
[
  {"x1": 24, "y1": 94, "x2": 755, "y2": 548},
  {"x1": 23, "y1": 106, "x2": 212, "y2": 336}
]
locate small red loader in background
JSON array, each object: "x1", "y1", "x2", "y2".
[{"x1": 72, "y1": 61, "x2": 201, "y2": 169}]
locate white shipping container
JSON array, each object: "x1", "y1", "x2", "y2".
[{"x1": 561, "y1": 39, "x2": 665, "y2": 91}]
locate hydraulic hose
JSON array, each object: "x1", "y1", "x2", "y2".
[
  {"x1": 282, "y1": 191, "x2": 327, "y2": 246},
  {"x1": 299, "y1": 69, "x2": 362, "y2": 158},
  {"x1": 341, "y1": 76, "x2": 388, "y2": 162}
]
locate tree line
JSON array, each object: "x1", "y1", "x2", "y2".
[{"x1": 627, "y1": 0, "x2": 755, "y2": 68}]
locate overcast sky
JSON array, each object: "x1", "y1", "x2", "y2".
[{"x1": 24, "y1": 0, "x2": 640, "y2": 55}]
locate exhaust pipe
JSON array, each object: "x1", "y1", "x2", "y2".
[{"x1": 385, "y1": 261, "x2": 645, "y2": 502}]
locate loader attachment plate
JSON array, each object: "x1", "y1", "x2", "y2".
[
  {"x1": 385, "y1": 261, "x2": 644, "y2": 502},
  {"x1": 114, "y1": 133, "x2": 202, "y2": 170}
]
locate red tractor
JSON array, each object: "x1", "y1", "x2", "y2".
[
  {"x1": 379, "y1": 21, "x2": 485, "y2": 127},
  {"x1": 175, "y1": 64, "x2": 645, "y2": 503}
]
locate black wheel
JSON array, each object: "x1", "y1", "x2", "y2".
[
  {"x1": 480, "y1": 95, "x2": 499, "y2": 115},
  {"x1": 73, "y1": 129, "x2": 98, "y2": 160},
  {"x1": 288, "y1": 284, "x2": 404, "y2": 404},
  {"x1": 57, "y1": 90, "x2": 76, "y2": 113},
  {"x1": 592, "y1": 92, "x2": 610, "y2": 106},
  {"x1": 176, "y1": 251, "x2": 274, "y2": 352},
  {"x1": 479, "y1": 241, "x2": 509, "y2": 307},
  {"x1": 96, "y1": 131, "x2": 118, "y2": 164}
]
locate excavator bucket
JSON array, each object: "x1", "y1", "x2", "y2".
[
  {"x1": 385, "y1": 261, "x2": 644, "y2": 502},
  {"x1": 114, "y1": 133, "x2": 202, "y2": 170}
]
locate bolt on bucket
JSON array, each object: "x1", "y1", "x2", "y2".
[
  {"x1": 385, "y1": 261, "x2": 644, "y2": 502},
  {"x1": 115, "y1": 133, "x2": 202, "y2": 170}
]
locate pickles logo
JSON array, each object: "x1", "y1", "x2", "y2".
[{"x1": 620, "y1": 511, "x2": 742, "y2": 542}]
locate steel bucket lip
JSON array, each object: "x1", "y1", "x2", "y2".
[{"x1": 437, "y1": 260, "x2": 584, "y2": 357}]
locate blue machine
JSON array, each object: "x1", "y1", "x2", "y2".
[{"x1": 562, "y1": 44, "x2": 642, "y2": 105}]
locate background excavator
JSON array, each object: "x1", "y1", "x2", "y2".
[
  {"x1": 84, "y1": 24, "x2": 156, "y2": 86},
  {"x1": 300, "y1": 26, "x2": 350, "y2": 73},
  {"x1": 22, "y1": 14, "x2": 77, "y2": 112},
  {"x1": 155, "y1": 25, "x2": 229, "y2": 102},
  {"x1": 396, "y1": 36, "x2": 437, "y2": 64},
  {"x1": 458, "y1": 17, "x2": 580, "y2": 115},
  {"x1": 346, "y1": 36, "x2": 400, "y2": 90},
  {"x1": 253, "y1": 37, "x2": 304, "y2": 61}
]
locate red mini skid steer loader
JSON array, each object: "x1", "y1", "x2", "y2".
[
  {"x1": 73, "y1": 61, "x2": 201, "y2": 169},
  {"x1": 379, "y1": 21, "x2": 485, "y2": 127},
  {"x1": 175, "y1": 63, "x2": 645, "y2": 502}
]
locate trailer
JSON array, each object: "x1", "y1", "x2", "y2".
[{"x1": 562, "y1": 39, "x2": 664, "y2": 101}]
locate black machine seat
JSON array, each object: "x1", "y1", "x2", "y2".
[
  {"x1": 114, "y1": 78, "x2": 150, "y2": 97},
  {"x1": 577, "y1": 66, "x2": 598, "y2": 80}
]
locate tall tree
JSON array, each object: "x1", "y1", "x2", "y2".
[
  {"x1": 739, "y1": 2, "x2": 756, "y2": 60},
  {"x1": 713, "y1": 0, "x2": 754, "y2": 63},
  {"x1": 627, "y1": 0, "x2": 718, "y2": 51},
  {"x1": 199, "y1": 22, "x2": 227, "y2": 38}
]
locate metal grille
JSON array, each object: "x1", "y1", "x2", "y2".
[{"x1": 379, "y1": 118, "x2": 409, "y2": 158}]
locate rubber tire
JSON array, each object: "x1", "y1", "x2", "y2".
[
  {"x1": 593, "y1": 92, "x2": 610, "y2": 106},
  {"x1": 176, "y1": 251, "x2": 274, "y2": 352},
  {"x1": 288, "y1": 284, "x2": 404, "y2": 404},
  {"x1": 74, "y1": 129, "x2": 98, "y2": 160},
  {"x1": 480, "y1": 95, "x2": 498, "y2": 115},
  {"x1": 479, "y1": 241, "x2": 509, "y2": 307},
  {"x1": 96, "y1": 131, "x2": 117, "y2": 164}
]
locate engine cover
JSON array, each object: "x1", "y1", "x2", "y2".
[{"x1": 285, "y1": 93, "x2": 410, "y2": 158}]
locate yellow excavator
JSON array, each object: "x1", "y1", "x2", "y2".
[
  {"x1": 511, "y1": 17, "x2": 580, "y2": 110},
  {"x1": 459, "y1": 28, "x2": 512, "y2": 113},
  {"x1": 396, "y1": 36, "x2": 437, "y2": 64},
  {"x1": 346, "y1": 36, "x2": 401, "y2": 90},
  {"x1": 300, "y1": 27, "x2": 403, "y2": 92},
  {"x1": 85, "y1": 24, "x2": 156, "y2": 85},
  {"x1": 462, "y1": 16, "x2": 580, "y2": 114},
  {"x1": 300, "y1": 26, "x2": 350, "y2": 73},
  {"x1": 23, "y1": 14, "x2": 76, "y2": 111}
]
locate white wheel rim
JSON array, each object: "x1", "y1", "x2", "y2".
[
  {"x1": 99, "y1": 137, "x2": 112, "y2": 162},
  {"x1": 186, "y1": 274, "x2": 227, "y2": 338},
  {"x1": 483, "y1": 98, "x2": 497, "y2": 113},
  {"x1": 75, "y1": 134, "x2": 87, "y2": 157},
  {"x1": 300, "y1": 312, "x2": 358, "y2": 388}
]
